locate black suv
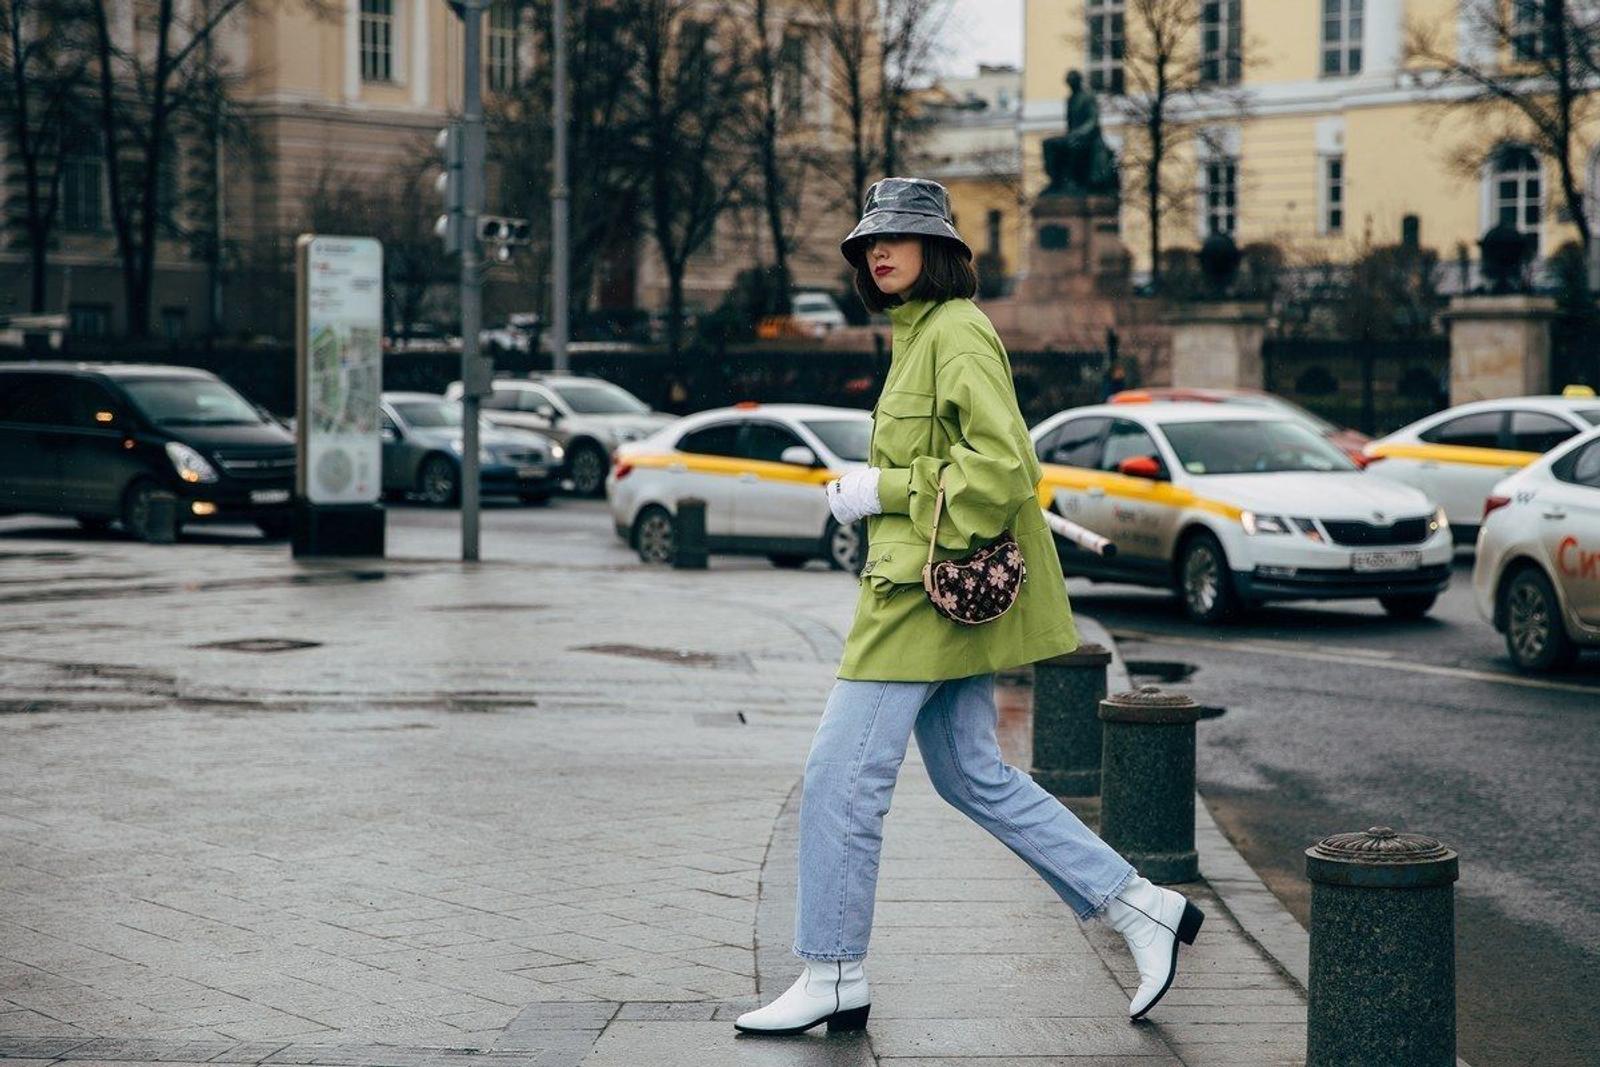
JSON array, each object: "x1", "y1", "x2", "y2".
[{"x1": 0, "y1": 362, "x2": 295, "y2": 540}]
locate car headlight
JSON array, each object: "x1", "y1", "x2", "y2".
[
  {"x1": 165, "y1": 442, "x2": 218, "y2": 484},
  {"x1": 1430, "y1": 505, "x2": 1449, "y2": 533},
  {"x1": 550, "y1": 443, "x2": 565, "y2": 460},
  {"x1": 1240, "y1": 511, "x2": 1293, "y2": 535}
]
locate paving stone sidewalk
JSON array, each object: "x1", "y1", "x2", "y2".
[{"x1": 0, "y1": 522, "x2": 1306, "y2": 1065}]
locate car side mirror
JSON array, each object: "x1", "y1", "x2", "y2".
[
  {"x1": 536, "y1": 403, "x2": 559, "y2": 422},
  {"x1": 779, "y1": 445, "x2": 818, "y2": 467},
  {"x1": 380, "y1": 426, "x2": 398, "y2": 444},
  {"x1": 1118, "y1": 455, "x2": 1164, "y2": 480}
]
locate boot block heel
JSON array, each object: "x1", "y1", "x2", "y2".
[
  {"x1": 1176, "y1": 901, "x2": 1204, "y2": 945},
  {"x1": 827, "y1": 1004, "x2": 870, "y2": 1032}
]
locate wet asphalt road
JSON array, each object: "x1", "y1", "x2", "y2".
[
  {"x1": 4, "y1": 500, "x2": 1597, "y2": 1064},
  {"x1": 1065, "y1": 557, "x2": 1599, "y2": 1067}
]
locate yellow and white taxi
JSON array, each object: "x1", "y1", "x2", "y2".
[
  {"x1": 1030, "y1": 403, "x2": 1454, "y2": 622},
  {"x1": 1472, "y1": 425, "x2": 1600, "y2": 671},
  {"x1": 1364, "y1": 395, "x2": 1600, "y2": 541},
  {"x1": 607, "y1": 403, "x2": 871, "y2": 570}
]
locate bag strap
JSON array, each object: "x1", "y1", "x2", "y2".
[{"x1": 926, "y1": 471, "x2": 946, "y2": 570}]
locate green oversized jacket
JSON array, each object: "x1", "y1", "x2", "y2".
[{"x1": 837, "y1": 297, "x2": 1079, "y2": 681}]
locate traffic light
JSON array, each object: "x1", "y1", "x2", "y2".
[
  {"x1": 434, "y1": 123, "x2": 464, "y2": 253},
  {"x1": 476, "y1": 216, "x2": 532, "y2": 245}
]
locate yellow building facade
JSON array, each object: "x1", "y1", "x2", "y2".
[{"x1": 1021, "y1": 0, "x2": 1600, "y2": 279}]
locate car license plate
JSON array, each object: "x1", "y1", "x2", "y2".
[
  {"x1": 1351, "y1": 549, "x2": 1421, "y2": 572},
  {"x1": 516, "y1": 467, "x2": 546, "y2": 479},
  {"x1": 250, "y1": 489, "x2": 290, "y2": 505}
]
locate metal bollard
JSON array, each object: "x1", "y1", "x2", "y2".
[
  {"x1": 672, "y1": 497, "x2": 708, "y2": 570},
  {"x1": 1305, "y1": 827, "x2": 1459, "y2": 1066},
  {"x1": 146, "y1": 492, "x2": 178, "y2": 545},
  {"x1": 1031, "y1": 644, "x2": 1112, "y2": 796},
  {"x1": 1098, "y1": 685, "x2": 1201, "y2": 883}
]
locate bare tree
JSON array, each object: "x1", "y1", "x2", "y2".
[
  {"x1": 807, "y1": 0, "x2": 875, "y2": 215},
  {"x1": 743, "y1": 0, "x2": 812, "y2": 312},
  {"x1": 1408, "y1": 0, "x2": 1600, "y2": 254},
  {"x1": 490, "y1": 0, "x2": 643, "y2": 330},
  {"x1": 85, "y1": 0, "x2": 315, "y2": 337},
  {"x1": 307, "y1": 161, "x2": 451, "y2": 338},
  {"x1": 1, "y1": 0, "x2": 92, "y2": 312},
  {"x1": 1087, "y1": 0, "x2": 1250, "y2": 289},
  {"x1": 805, "y1": 0, "x2": 946, "y2": 217},
  {"x1": 630, "y1": 0, "x2": 757, "y2": 356},
  {"x1": 877, "y1": 0, "x2": 949, "y2": 177}
]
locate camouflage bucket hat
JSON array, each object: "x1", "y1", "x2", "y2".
[{"x1": 840, "y1": 177, "x2": 973, "y2": 266}]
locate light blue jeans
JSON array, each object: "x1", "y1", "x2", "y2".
[{"x1": 793, "y1": 674, "x2": 1135, "y2": 961}]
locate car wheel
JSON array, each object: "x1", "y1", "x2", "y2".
[
  {"x1": 769, "y1": 554, "x2": 809, "y2": 569},
  {"x1": 1378, "y1": 593, "x2": 1437, "y2": 620},
  {"x1": 568, "y1": 441, "x2": 608, "y2": 497},
  {"x1": 1501, "y1": 567, "x2": 1578, "y2": 672},
  {"x1": 120, "y1": 479, "x2": 168, "y2": 543},
  {"x1": 256, "y1": 516, "x2": 293, "y2": 540},
  {"x1": 633, "y1": 505, "x2": 675, "y2": 564},
  {"x1": 417, "y1": 454, "x2": 461, "y2": 507},
  {"x1": 824, "y1": 518, "x2": 864, "y2": 574},
  {"x1": 76, "y1": 516, "x2": 113, "y2": 534},
  {"x1": 1177, "y1": 531, "x2": 1240, "y2": 624}
]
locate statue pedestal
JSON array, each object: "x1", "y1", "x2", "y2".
[
  {"x1": 1016, "y1": 194, "x2": 1128, "y2": 304},
  {"x1": 1442, "y1": 294, "x2": 1557, "y2": 404},
  {"x1": 1167, "y1": 301, "x2": 1269, "y2": 390}
]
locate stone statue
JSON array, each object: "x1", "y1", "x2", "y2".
[{"x1": 1042, "y1": 70, "x2": 1118, "y2": 197}]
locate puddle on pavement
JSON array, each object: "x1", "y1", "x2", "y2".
[
  {"x1": 196, "y1": 638, "x2": 323, "y2": 654},
  {"x1": 573, "y1": 643, "x2": 727, "y2": 668},
  {"x1": 0, "y1": 567, "x2": 392, "y2": 606},
  {"x1": 426, "y1": 602, "x2": 550, "y2": 613},
  {"x1": 1125, "y1": 659, "x2": 1199, "y2": 684}
]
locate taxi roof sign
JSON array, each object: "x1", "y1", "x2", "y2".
[{"x1": 1561, "y1": 384, "x2": 1596, "y2": 397}]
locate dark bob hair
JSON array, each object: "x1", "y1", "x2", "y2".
[{"x1": 852, "y1": 235, "x2": 978, "y2": 314}]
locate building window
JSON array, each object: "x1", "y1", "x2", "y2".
[
  {"x1": 779, "y1": 32, "x2": 806, "y2": 120},
  {"x1": 1491, "y1": 144, "x2": 1542, "y2": 236},
  {"x1": 1199, "y1": 0, "x2": 1241, "y2": 87},
  {"x1": 69, "y1": 305, "x2": 111, "y2": 338},
  {"x1": 1321, "y1": 0, "x2": 1362, "y2": 77},
  {"x1": 1086, "y1": 0, "x2": 1124, "y2": 95},
  {"x1": 986, "y1": 209, "x2": 1002, "y2": 255},
  {"x1": 161, "y1": 307, "x2": 187, "y2": 341},
  {"x1": 60, "y1": 153, "x2": 104, "y2": 232},
  {"x1": 1203, "y1": 158, "x2": 1238, "y2": 236},
  {"x1": 1511, "y1": 0, "x2": 1559, "y2": 61},
  {"x1": 360, "y1": 0, "x2": 395, "y2": 83},
  {"x1": 487, "y1": 0, "x2": 519, "y2": 91},
  {"x1": 1323, "y1": 155, "x2": 1344, "y2": 235}
]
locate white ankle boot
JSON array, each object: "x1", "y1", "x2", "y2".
[
  {"x1": 734, "y1": 959, "x2": 870, "y2": 1035},
  {"x1": 1105, "y1": 875, "x2": 1204, "y2": 1020}
]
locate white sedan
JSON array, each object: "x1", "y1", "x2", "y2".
[
  {"x1": 1030, "y1": 403, "x2": 1454, "y2": 622},
  {"x1": 1364, "y1": 394, "x2": 1600, "y2": 541},
  {"x1": 1473, "y1": 425, "x2": 1600, "y2": 671},
  {"x1": 607, "y1": 404, "x2": 870, "y2": 570}
]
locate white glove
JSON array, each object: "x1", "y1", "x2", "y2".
[{"x1": 827, "y1": 467, "x2": 883, "y2": 526}]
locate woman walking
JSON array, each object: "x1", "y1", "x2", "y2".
[{"x1": 734, "y1": 178, "x2": 1203, "y2": 1037}]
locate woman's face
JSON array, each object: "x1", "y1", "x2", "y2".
[{"x1": 866, "y1": 236, "x2": 923, "y2": 296}]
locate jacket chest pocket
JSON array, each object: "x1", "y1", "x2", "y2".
[{"x1": 873, "y1": 389, "x2": 936, "y2": 468}]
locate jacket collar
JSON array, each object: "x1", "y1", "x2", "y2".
[{"x1": 887, "y1": 298, "x2": 940, "y2": 342}]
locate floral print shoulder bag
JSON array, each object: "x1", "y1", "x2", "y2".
[{"x1": 920, "y1": 473, "x2": 1026, "y2": 625}]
